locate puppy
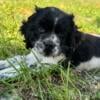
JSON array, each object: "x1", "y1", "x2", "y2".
[
  {"x1": 21, "y1": 6, "x2": 100, "y2": 71},
  {"x1": 0, "y1": 6, "x2": 100, "y2": 79}
]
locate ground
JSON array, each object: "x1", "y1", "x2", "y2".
[{"x1": 0, "y1": 0, "x2": 100, "y2": 100}]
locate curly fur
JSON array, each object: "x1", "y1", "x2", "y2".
[{"x1": 20, "y1": 6, "x2": 100, "y2": 71}]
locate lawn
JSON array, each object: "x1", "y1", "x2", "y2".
[{"x1": 0, "y1": 0, "x2": 100, "y2": 99}]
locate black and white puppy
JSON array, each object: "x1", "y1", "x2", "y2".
[
  {"x1": 0, "y1": 6, "x2": 100, "y2": 78},
  {"x1": 20, "y1": 6, "x2": 100, "y2": 71}
]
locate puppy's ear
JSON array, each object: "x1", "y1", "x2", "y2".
[
  {"x1": 20, "y1": 21, "x2": 33, "y2": 49},
  {"x1": 69, "y1": 14, "x2": 79, "y2": 31},
  {"x1": 69, "y1": 14, "x2": 74, "y2": 20},
  {"x1": 35, "y1": 5, "x2": 42, "y2": 12},
  {"x1": 67, "y1": 14, "x2": 82, "y2": 52}
]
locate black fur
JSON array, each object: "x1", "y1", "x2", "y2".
[{"x1": 20, "y1": 7, "x2": 100, "y2": 67}]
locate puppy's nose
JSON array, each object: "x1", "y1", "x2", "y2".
[{"x1": 43, "y1": 41, "x2": 56, "y2": 56}]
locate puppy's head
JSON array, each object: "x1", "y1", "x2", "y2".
[{"x1": 20, "y1": 6, "x2": 81, "y2": 57}]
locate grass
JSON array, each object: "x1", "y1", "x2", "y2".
[{"x1": 0, "y1": 0, "x2": 100, "y2": 99}]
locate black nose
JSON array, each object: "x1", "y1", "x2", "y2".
[{"x1": 44, "y1": 41, "x2": 55, "y2": 56}]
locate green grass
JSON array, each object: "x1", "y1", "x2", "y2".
[{"x1": 0, "y1": 0, "x2": 100, "y2": 99}]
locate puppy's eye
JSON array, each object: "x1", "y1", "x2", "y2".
[{"x1": 39, "y1": 27, "x2": 45, "y2": 33}]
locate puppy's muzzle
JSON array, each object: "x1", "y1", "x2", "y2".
[
  {"x1": 43, "y1": 40, "x2": 56, "y2": 56},
  {"x1": 34, "y1": 34, "x2": 60, "y2": 56},
  {"x1": 35, "y1": 41, "x2": 56, "y2": 55}
]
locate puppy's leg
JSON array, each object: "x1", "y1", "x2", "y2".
[
  {"x1": 0, "y1": 60, "x2": 9, "y2": 70},
  {"x1": 0, "y1": 50, "x2": 42, "y2": 79},
  {"x1": 0, "y1": 55, "x2": 25, "y2": 78},
  {"x1": 0, "y1": 49, "x2": 64, "y2": 79},
  {"x1": 0, "y1": 55, "x2": 23, "y2": 70}
]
